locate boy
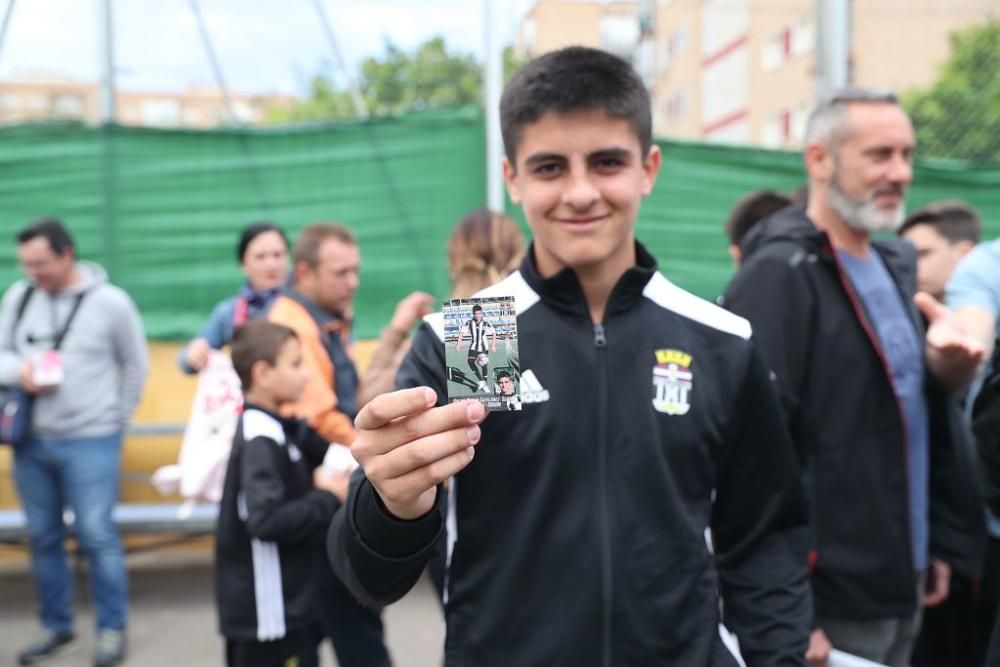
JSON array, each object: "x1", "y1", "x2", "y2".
[
  {"x1": 216, "y1": 320, "x2": 348, "y2": 667},
  {"x1": 329, "y1": 47, "x2": 811, "y2": 666}
]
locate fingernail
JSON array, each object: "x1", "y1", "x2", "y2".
[
  {"x1": 466, "y1": 425, "x2": 480, "y2": 444},
  {"x1": 466, "y1": 446, "x2": 475, "y2": 461},
  {"x1": 423, "y1": 387, "x2": 436, "y2": 406},
  {"x1": 466, "y1": 401, "x2": 484, "y2": 420}
]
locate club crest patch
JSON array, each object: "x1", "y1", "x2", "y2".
[{"x1": 652, "y1": 348, "x2": 693, "y2": 415}]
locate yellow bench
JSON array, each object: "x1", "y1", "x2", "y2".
[{"x1": 0, "y1": 339, "x2": 380, "y2": 543}]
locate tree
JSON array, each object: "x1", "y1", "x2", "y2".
[
  {"x1": 268, "y1": 37, "x2": 528, "y2": 124},
  {"x1": 903, "y1": 21, "x2": 1000, "y2": 163}
]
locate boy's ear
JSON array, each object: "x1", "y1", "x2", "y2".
[
  {"x1": 502, "y1": 157, "x2": 521, "y2": 205},
  {"x1": 250, "y1": 359, "x2": 271, "y2": 389},
  {"x1": 640, "y1": 145, "x2": 662, "y2": 197}
]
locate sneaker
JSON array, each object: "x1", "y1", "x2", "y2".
[
  {"x1": 94, "y1": 629, "x2": 126, "y2": 667},
  {"x1": 17, "y1": 630, "x2": 77, "y2": 665},
  {"x1": 476, "y1": 380, "x2": 488, "y2": 394}
]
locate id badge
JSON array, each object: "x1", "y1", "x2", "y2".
[{"x1": 32, "y1": 350, "x2": 64, "y2": 387}]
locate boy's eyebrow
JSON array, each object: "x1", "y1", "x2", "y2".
[
  {"x1": 587, "y1": 147, "x2": 633, "y2": 161},
  {"x1": 523, "y1": 152, "x2": 567, "y2": 166},
  {"x1": 523, "y1": 147, "x2": 635, "y2": 167}
]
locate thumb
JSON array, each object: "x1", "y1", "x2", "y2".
[{"x1": 914, "y1": 291, "x2": 950, "y2": 323}]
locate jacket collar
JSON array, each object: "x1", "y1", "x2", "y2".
[
  {"x1": 518, "y1": 240, "x2": 658, "y2": 320},
  {"x1": 241, "y1": 401, "x2": 299, "y2": 434},
  {"x1": 743, "y1": 205, "x2": 917, "y2": 286}
]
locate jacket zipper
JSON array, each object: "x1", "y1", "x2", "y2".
[
  {"x1": 829, "y1": 247, "x2": 917, "y2": 590},
  {"x1": 593, "y1": 322, "x2": 612, "y2": 667}
]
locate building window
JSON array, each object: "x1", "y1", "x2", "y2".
[
  {"x1": 52, "y1": 95, "x2": 83, "y2": 117},
  {"x1": 763, "y1": 103, "x2": 809, "y2": 148},
  {"x1": 672, "y1": 27, "x2": 688, "y2": 59},
  {"x1": 664, "y1": 89, "x2": 688, "y2": 124},
  {"x1": 762, "y1": 13, "x2": 814, "y2": 70},
  {"x1": 141, "y1": 98, "x2": 180, "y2": 126},
  {"x1": 600, "y1": 15, "x2": 640, "y2": 60},
  {"x1": 660, "y1": 37, "x2": 672, "y2": 69},
  {"x1": 791, "y1": 14, "x2": 815, "y2": 57},
  {"x1": 762, "y1": 112, "x2": 784, "y2": 148}
]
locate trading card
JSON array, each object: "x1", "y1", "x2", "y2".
[{"x1": 443, "y1": 296, "x2": 521, "y2": 411}]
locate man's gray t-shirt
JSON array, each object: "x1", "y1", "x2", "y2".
[{"x1": 839, "y1": 249, "x2": 929, "y2": 572}]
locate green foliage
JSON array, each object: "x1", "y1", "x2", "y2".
[
  {"x1": 903, "y1": 21, "x2": 1000, "y2": 164},
  {"x1": 269, "y1": 36, "x2": 527, "y2": 124},
  {"x1": 267, "y1": 37, "x2": 526, "y2": 124},
  {"x1": 360, "y1": 37, "x2": 481, "y2": 115}
]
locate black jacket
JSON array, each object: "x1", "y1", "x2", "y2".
[
  {"x1": 216, "y1": 405, "x2": 339, "y2": 641},
  {"x1": 330, "y1": 243, "x2": 811, "y2": 667},
  {"x1": 722, "y1": 206, "x2": 985, "y2": 621}
]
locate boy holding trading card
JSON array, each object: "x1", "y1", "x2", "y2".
[
  {"x1": 215, "y1": 321, "x2": 348, "y2": 667},
  {"x1": 329, "y1": 47, "x2": 811, "y2": 666}
]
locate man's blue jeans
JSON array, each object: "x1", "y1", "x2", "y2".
[{"x1": 13, "y1": 431, "x2": 127, "y2": 633}]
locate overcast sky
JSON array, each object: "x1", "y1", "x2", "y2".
[{"x1": 0, "y1": 0, "x2": 534, "y2": 96}]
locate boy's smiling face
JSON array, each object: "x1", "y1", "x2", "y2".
[{"x1": 502, "y1": 109, "x2": 660, "y2": 280}]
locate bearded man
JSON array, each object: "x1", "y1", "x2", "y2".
[{"x1": 721, "y1": 88, "x2": 986, "y2": 667}]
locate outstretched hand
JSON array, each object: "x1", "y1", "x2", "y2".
[
  {"x1": 352, "y1": 387, "x2": 485, "y2": 520},
  {"x1": 390, "y1": 292, "x2": 435, "y2": 335},
  {"x1": 915, "y1": 291, "x2": 985, "y2": 391}
]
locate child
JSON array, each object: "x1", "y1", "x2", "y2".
[
  {"x1": 329, "y1": 46, "x2": 812, "y2": 666},
  {"x1": 215, "y1": 320, "x2": 347, "y2": 667}
]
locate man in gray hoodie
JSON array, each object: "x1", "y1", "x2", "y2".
[{"x1": 0, "y1": 218, "x2": 148, "y2": 667}]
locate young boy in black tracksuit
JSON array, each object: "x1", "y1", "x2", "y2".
[
  {"x1": 215, "y1": 321, "x2": 349, "y2": 667},
  {"x1": 328, "y1": 47, "x2": 812, "y2": 667}
]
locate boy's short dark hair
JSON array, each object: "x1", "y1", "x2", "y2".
[
  {"x1": 899, "y1": 201, "x2": 982, "y2": 245},
  {"x1": 500, "y1": 46, "x2": 652, "y2": 163},
  {"x1": 17, "y1": 217, "x2": 76, "y2": 255},
  {"x1": 231, "y1": 320, "x2": 298, "y2": 390},
  {"x1": 725, "y1": 190, "x2": 793, "y2": 245},
  {"x1": 472, "y1": 304, "x2": 483, "y2": 313}
]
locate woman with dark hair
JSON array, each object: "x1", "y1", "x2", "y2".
[{"x1": 177, "y1": 222, "x2": 290, "y2": 373}]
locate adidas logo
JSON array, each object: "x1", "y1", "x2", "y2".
[{"x1": 519, "y1": 369, "x2": 550, "y2": 404}]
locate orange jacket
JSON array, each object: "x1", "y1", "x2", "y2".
[{"x1": 268, "y1": 295, "x2": 356, "y2": 446}]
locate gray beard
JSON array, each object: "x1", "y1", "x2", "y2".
[{"x1": 828, "y1": 178, "x2": 905, "y2": 233}]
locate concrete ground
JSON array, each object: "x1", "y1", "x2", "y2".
[{"x1": 0, "y1": 544, "x2": 444, "y2": 667}]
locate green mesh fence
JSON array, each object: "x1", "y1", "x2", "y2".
[{"x1": 1, "y1": 110, "x2": 998, "y2": 340}]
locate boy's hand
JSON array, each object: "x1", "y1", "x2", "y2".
[
  {"x1": 353, "y1": 387, "x2": 485, "y2": 520},
  {"x1": 313, "y1": 467, "x2": 351, "y2": 503}
]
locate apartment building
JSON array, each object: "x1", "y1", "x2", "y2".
[
  {"x1": 0, "y1": 77, "x2": 296, "y2": 127},
  {"x1": 516, "y1": 0, "x2": 639, "y2": 62},
  {"x1": 519, "y1": 0, "x2": 998, "y2": 147}
]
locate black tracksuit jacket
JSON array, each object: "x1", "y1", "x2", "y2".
[
  {"x1": 722, "y1": 207, "x2": 985, "y2": 621},
  {"x1": 329, "y1": 243, "x2": 812, "y2": 666},
  {"x1": 216, "y1": 405, "x2": 339, "y2": 641}
]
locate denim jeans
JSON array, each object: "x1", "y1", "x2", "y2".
[{"x1": 13, "y1": 431, "x2": 127, "y2": 633}]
